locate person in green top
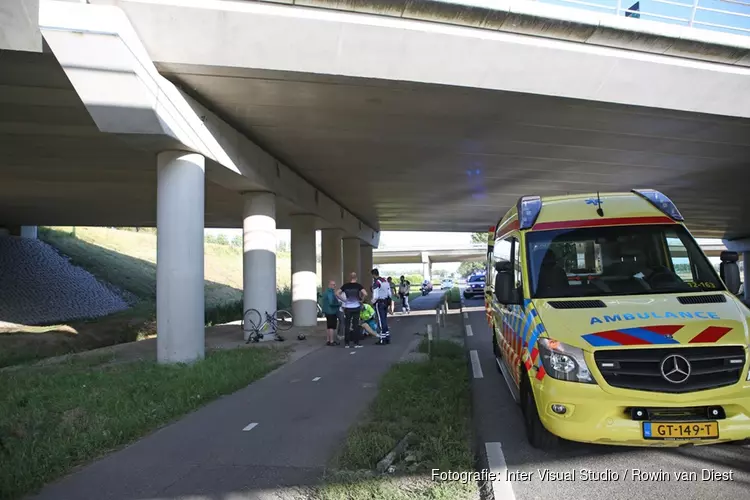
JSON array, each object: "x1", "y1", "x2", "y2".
[
  {"x1": 359, "y1": 302, "x2": 379, "y2": 337},
  {"x1": 321, "y1": 279, "x2": 341, "y2": 346}
]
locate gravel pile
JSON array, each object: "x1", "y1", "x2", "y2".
[{"x1": 0, "y1": 236, "x2": 130, "y2": 325}]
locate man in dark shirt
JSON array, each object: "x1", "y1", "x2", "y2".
[{"x1": 338, "y1": 272, "x2": 367, "y2": 348}]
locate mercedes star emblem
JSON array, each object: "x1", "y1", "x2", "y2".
[{"x1": 660, "y1": 354, "x2": 691, "y2": 384}]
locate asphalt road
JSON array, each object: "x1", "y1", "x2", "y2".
[
  {"x1": 461, "y1": 292, "x2": 750, "y2": 500},
  {"x1": 28, "y1": 295, "x2": 442, "y2": 500}
]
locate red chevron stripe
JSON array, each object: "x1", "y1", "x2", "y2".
[
  {"x1": 594, "y1": 330, "x2": 651, "y2": 345},
  {"x1": 524, "y1": 358, "x2": 532, "y2": 371},
  {"x1": 536, "y1": 366, "x2": 546, "y2": 381},
  {"x1": 689, "y1": 326, "x2": 732, "y2": 344},
  {"x1": 530, "y1": 347, "x2": 539, "y2": 363},
  {"x1": 643, "y1": 325, "x2": 684, "y2": 335}
]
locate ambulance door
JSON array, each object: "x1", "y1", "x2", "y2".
[{"x1": 493, "y1": 235, "x2": 516, "y2": 373}]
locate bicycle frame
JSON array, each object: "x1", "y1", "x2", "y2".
[{"x1": 247, "y1": 312, "x2": 280, "y2": 342}]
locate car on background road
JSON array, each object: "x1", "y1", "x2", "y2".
[
  {"x1": 441, "y1": 278, "x2": 454, "y2": 290},
  {"x1": 463, "y1": 273, "x2": 486, "y2": 299},
  {"x1": 420, "y1": 280, "x2": 433, "y2": 295}
]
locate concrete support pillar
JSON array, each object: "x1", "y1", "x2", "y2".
[
  {"x1": 243, "y1": 192, "x2": 277, "y2": 339},
  {"x1": 156, "y1": 151, "x2": 205, "y2": 364},
  {"x1": 291, "y1": 214, "x2": 317, "y2": 327},
  {"x1": 421, "y1": 252, "x2": 432, "y2": 282},
  {"x1": 20, "y1": 226, "x2": 37, "y2": 239},
  {"x1": 321, "y1": 229, "x2": 343, "y2": 289},
  {"x1": 342, "y1": 237, "x2": 361, "y2": 282},
  {"x1": 360, "y1": 244, "x2": 374, "y2": 290}
]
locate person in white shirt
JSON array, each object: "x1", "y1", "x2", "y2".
[
  {"x1": 370, "y1": 268, "x2": 391, "y2": 344},
  {"x1": 398, "y1": 275, "x2": 411, "y2": 314}
]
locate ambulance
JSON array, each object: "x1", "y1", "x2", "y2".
[{"x1": 485, "y1": 189, "x2": 750, "y2": 449}]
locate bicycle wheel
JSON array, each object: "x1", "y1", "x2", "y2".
[
  {"x1": 274, "y1": 309, "x2": 293, "y2": 331},
  {"x1": 242, "y1": 308, "x2": 262, "y2": 335}
]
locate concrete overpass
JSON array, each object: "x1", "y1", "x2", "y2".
[
  {"x1": 374, "y1": 241, "x2": 734, "y2": 279},
  {"x1": 2, "y1": 0, "x2": 750, "y2": 363}
]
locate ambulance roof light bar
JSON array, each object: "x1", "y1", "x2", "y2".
[
  {"x1": 632, "y1": 189, "x2": 684, "y2": 221},
  {"x1": 517, "y1": 196, "x2": 542, "y2": 230}
]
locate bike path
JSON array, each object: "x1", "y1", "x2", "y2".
[{"x1": 28, "y1": 307, "x2": 434, "y2": 500}]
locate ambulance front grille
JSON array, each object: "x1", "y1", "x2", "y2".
[{"x1": 594, "y1": 346, "x2": 745, "y2": 393}]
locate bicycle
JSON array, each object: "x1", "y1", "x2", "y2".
[{"x1": 242, "y1": 308, "x2": 293, "y2": 343}]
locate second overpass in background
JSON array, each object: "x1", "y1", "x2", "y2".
[{"x1": 374, "y1": 242, "x2": 733, "y2": 279}]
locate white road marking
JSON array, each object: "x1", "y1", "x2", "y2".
[
  {"x1": 470, "y1": 350, "x2": 483, "y2": 379},
  {"x1": 242, "y1": 422, "x2": 258, "y2": 432},
  {"x1": 465, "y1": 324, "x2": 473, "y2": 337},
  {"x1": 350, "y1": 351, "x2": 356, "y2": 355},
  {"x1": 312, "y1": 377, "x2": 321, "y2": 382},
  {"x1": 485, "y1": 442, "x2": 516, "y2": 500},
  {"x1": 463, "y1": 312, "x2": 469, "y2": 319}
]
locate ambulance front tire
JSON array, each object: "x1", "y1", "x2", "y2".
[{"x1": 520, "y1": 373, "x2": 560, "y2": 451}]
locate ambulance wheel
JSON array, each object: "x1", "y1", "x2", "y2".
[{"x1": 520, "y1": 374, "x2": 559, "y2": 451}]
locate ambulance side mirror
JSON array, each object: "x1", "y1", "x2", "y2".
[
  {"x1": 720, "y1": 251, "x2": 741, "y2": 295},
  {"x1": 494, "y1": 261, "x2": 520, "y2": 305}
]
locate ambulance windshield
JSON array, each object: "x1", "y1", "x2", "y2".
[{"x1": 526, "y1": 224, "x2": 724, "y2": 299}]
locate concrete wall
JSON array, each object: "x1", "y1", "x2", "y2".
[{"x1": 0, "y1": 0, "x2": 42, "y2": 52}]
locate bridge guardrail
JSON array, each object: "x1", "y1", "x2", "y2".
[{"x1": 531, "y1": 0, "x2": 750, "y2": 36}]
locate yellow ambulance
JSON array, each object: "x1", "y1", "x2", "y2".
[{"x1": 485, "y1": 189, "x2": 750, "y2": 449}]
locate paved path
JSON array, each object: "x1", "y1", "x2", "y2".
[
  {"x1": 461, "y1": 294, "x2": 750, "y2": 500},
  {"x1": 28, "y1": 301, "x2": 437, "y2": 500}
]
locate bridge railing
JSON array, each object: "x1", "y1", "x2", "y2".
[{"x1": 531, "y1": 0, "x2": 750, "y2": 36}]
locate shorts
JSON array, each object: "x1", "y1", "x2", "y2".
[
  {"x1": 325, "y1": 314, "x2": 338, "y2": 329},
  {"x1": 362, "y1": 318, "x2": 378, "y2": 332}
]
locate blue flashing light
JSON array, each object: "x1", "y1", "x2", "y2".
[
  {"x1": 517, "y1": 196, "x2": 542, "y2": 229},
  {"x1": 632, "y1": 189, "x2": 684, "y2": 221}
]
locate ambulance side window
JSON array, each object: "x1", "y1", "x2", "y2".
[
  {"x1": 510, "y1": 237, "x2": 523, "y2": 290},
  {"x1": 494, "y1": 237, "x2": 512, "y2": 263}
]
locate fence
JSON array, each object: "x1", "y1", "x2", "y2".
[{"x1": 533, "y1": 0, "x2": 750, "y2": 36}]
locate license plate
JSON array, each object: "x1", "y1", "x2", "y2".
[{"x1": 643, "y1": 421, "x2": 719, "y2": 440}]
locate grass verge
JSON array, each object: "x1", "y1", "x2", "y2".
[
  {"x1": 0, "y1": 347, "x2": 287, "y2": 500},
  {"x1": 315, "y1": 339, "x2": 475, "y2": 500}
]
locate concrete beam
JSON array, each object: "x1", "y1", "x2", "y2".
[
  {"x1": 260, "y1": 0, "x2": 750, "y2": 66},
  {"x1": 116, "y1": 0, "x2": 750, "y2": 119},
  {"x1": 0, "y1": 0, "x2": 42, "y2": 52},
  {"x1": 37, "y1": 0, "x2": 379, "y2": 246}
]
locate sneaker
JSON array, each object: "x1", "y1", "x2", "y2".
[
  {"x1": 345, "y1": 344, "x2": 351, "y2": 349},
  {"x1": 355, "y1": 344, "x2": 363, "y2": 349}
]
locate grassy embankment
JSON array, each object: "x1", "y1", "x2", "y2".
[
  {"x1": 0, "y1": 226, "x2": 308, "y2": 367},
  {"x1": 316, "y1": 338, "x2": 476, "y2": 500}
]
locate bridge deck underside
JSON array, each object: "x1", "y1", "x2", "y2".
[{"x1": 162, "y1": 64, "x2": 750, "y2": 239}]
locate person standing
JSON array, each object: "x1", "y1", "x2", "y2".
[
  {"x1": 321, "y1": 279, "x2": 341, "y2": 346},
  {"x1": 338, "y1": 272, "x2": 366, "y2": 348},
  {"x1": 386, "y1": 276, "x2": 396, "y2": 315},
  {"x1": 398, "y1": 275, "x2": 411, "y2": 314},
  {"x1": 370, "y1": 268, "x2": 391, "y2": 344}
]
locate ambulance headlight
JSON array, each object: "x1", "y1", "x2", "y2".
[{"x1": 538, "y1": 338, "x2": 596, "y2": 384}]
